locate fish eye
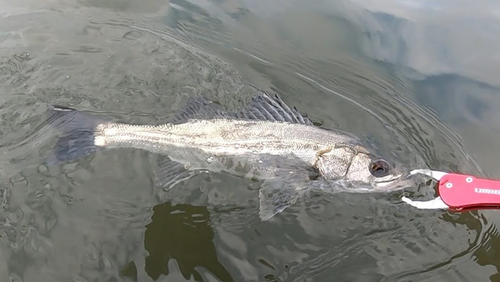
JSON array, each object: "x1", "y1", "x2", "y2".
[{"x1": 369, "y1": 159, "x2": 390, "y2": 177}]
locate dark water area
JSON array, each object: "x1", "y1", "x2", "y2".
[{"x1": 0, "y1": 0, "x2": 500, "y2": 281}]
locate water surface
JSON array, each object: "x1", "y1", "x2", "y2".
[{"x1": 0, "y1": 0, "x2": 499, "y2": 281}]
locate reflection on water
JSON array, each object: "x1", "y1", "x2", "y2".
[
  {"x1": 143, "y1": 202, "x2": 233, "y2": 282},
  {"x1": 0, "y1": 0, "x2": 500, "y2": 281},
  {"x1": 474, "y1": 222, "x2": 500, "y2": 281}
]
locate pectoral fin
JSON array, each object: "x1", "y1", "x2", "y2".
[{"x1": 258, "y1": 174, "x2": 311, "y2": 221}]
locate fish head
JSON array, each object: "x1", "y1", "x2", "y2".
[
  {"x1": 317, "y1": 146, "x2": 412, "y2": 192},
  {"x1": 344, "y1": 152, "x2": 412, "y2": 192}
]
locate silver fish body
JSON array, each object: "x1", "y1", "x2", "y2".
[
  {"x1": 96, "y1": 120, "x2": 354, "y2": 177},
  {"x1": 46, "y1": 92, "x2": 413, "y2": 220}
]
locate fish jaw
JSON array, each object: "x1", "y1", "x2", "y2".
[{"x1": 371, "y1": 172, "x2": 413, "y2": 191}]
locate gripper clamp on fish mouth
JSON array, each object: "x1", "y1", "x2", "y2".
[{"x1": 402, "y1": 169, "x2": 500, "y2": 211}]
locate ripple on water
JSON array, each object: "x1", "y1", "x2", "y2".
[{"x1": 0, "y1": 2, "x2": 493, "y2": 281}]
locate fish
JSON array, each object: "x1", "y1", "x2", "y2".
[{"x1": 45, "y1": 91, "x2": 414, "y2": 221}]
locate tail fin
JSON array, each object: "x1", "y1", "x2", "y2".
[{"x1": 46, "y1": 105, "x2": 107, "y2": 165}]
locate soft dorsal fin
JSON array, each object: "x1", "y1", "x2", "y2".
[
  {"x1": 236, "y1": 91, "x2": 313, "y2": 125},
  {"x1": 171, "y1": 96, "x2": 235, "y2": 124},
  {"x1": 172, "y1": 91, "x2": 313, "y2": 125}
]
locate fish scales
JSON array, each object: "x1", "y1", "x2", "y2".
[{"x1": 97, "y1": 119, "x2": 355, "y2": 163}]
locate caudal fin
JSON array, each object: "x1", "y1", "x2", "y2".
[{"x1": 46, "y1": 105, "x2": 107, "y2": 165}]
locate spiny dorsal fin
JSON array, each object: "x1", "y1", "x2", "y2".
[
  {"x1": 236, "y1": 91, "x2": 313, "y2": 125},
  {"x1": 172, "y1": 92, "x2": 313, "y2": 125}
]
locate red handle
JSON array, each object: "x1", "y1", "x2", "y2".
[{"x1": 438, "y1": 173, "x2": 500, "y2": 211}]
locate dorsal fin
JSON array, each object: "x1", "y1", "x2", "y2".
[
  {"x1": 236, "y1": 91, "x2": 313, "y2": 125},
  {"x1": 171, "y1": 96, "x2": 235, "y2": 124},
  {"x1": 172, "y1": 91, "x2": 313, "y2": 125}
]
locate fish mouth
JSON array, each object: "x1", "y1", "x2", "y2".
[
  {"x1": 373, "y1": 169, "x2": 418, "y2": 191},
  {"x1": 373, "y1": 173, "x2": 405, "y2": 189}
]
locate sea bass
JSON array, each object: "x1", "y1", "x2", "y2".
[{"x1": 46, "y1": 92, "x2": 413, "y2": 220}]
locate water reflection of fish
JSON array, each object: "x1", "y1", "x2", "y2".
[
  {"x1": 46, "y1": 91, "x2": 414, "y2": 220},
  {"x1": 143, "y1": 202, "x2": 234, "y2": 281}
]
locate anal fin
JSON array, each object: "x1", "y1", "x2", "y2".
[{"x1": 150, "y1": 155, "x2": 202, "y2": 190}]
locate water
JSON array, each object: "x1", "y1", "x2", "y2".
[{"x1": 0, "y1": 0, "x2": 499, "y2": 281}]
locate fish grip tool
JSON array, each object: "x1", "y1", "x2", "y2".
[{"x1": 402, "y1": 169, "x2": 500, "y2": 211}]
